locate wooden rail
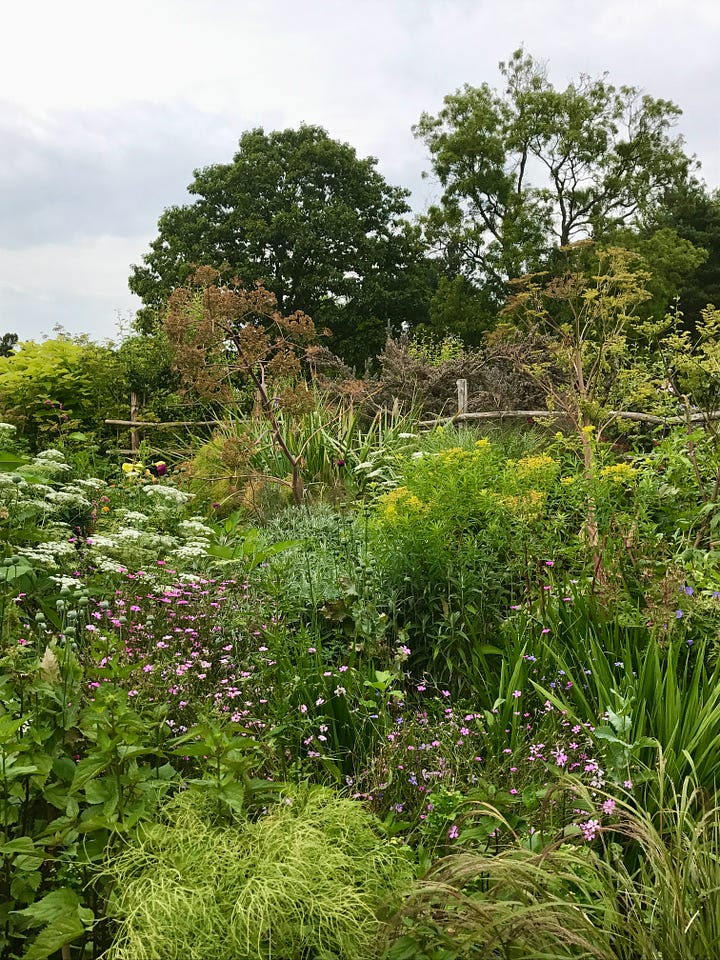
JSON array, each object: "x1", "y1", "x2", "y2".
[{"x1": 105, "y1": 379, "x2": 720, "y2": 457}]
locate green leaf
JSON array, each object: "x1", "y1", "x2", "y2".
[
  {"x1": 0, "y1": 837, "x2": 38, "y2": 856},
  {"x1": 14, "y1": 888, "x2": 80, "y2": 925},
  {"x1": 0, "y1": 451, "x2": 27, "y2": 471},
  {"x1": 70, "y1": 756, "x2": 108, "y2": 792},
  {"x1": 22, "y1": 914, "x2": 85, "y2": 960}
]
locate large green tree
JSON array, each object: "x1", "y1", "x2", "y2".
[
  {"x1": 414, "y1": 49, "x2": 695, "y2": 328},
  {"x1": 129, "y1": 125, "x2": 430, "y2": 367},
  {"x1": 645, "y1": 181, "x2": 720, "y2": 323}
]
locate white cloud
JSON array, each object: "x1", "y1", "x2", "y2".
[{"x1": 0, "y1": 235, "x2": 142, "y2": 340}]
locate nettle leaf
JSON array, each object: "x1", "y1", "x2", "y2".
[
  {"x1": 14, "y1": 888, "x2": 80, "y2": 925},
  {"x1": 22, "y1": 913, "x2": 86, "y2": 960}
]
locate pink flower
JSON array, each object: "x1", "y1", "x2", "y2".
[
  {"x1": 448, "y1": 824, "x2": 459, "y2": 840},
  {"x1": 580, "y1": 818, "x2": 600, "y2": 842}
]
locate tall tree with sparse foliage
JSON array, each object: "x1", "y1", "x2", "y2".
[{"x1": 414, "y1": 49, "x2": 695, "y2": 331}]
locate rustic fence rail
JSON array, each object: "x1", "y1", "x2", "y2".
[{"x1": 105, "y1": 379, "x2": 720, "y2": 456}]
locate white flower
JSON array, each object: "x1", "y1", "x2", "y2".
[
  {"x1": 50, "y1": 575, "x2": 84, "y2": 590},
  {"x1": 35, "y1": 449, "x2": 66, "y2": 462},
  {"x1": 120, "y1": 510, "x2": 150, "y2": 525},
  {"x1": 175, "y1": 544, "x2": 210, "y2": 559},
  {"x1": 143, "y1": 485, "x2": 192, "y2": 503},
  {"x1": 95, "y1": 557, "x2": 128, "y2": 574},
  {"x1": 117, "y1": 527, "x2": 144, "y2": 540},
  {"x1": 87, "y1": 534, "x2": 119, "y2": 549},
  {"x1": 179, "y1": 519, "x2": 214, "y2": 537}
]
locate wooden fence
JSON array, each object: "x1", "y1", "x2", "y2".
[{"x1": 105, "y1": 379, "x2": 720, "y2": 457}]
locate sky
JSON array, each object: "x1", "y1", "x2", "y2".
[{"x1": 2, "y1": 0, "x2": 719, "y2": 343}]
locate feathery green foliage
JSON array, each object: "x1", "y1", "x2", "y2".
[{"x1": 104, "y1": 786, "x2": 414, "y2": 960}]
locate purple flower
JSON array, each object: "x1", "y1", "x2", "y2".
[
  {"x1": 448, "y1": 824, "x2": 459, "y2": 840},
  {"x1": 580, "y1": 818, "x2": 600, "y2": 841}
]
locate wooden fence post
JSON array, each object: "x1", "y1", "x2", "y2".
[
  {"x1": 456, "y1": 379, "x2": 468, "y2": 417},
  {"x1": 130, "y1": 392, "x2": 140, "y2": 454}
]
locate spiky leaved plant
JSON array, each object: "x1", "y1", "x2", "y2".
[{"x1": 383, "y1": 769, "x2": 720, "y2": 960}]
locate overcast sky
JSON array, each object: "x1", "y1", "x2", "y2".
[{"x1": 2, "y1": 0, "x2": 719, "y2": 343}]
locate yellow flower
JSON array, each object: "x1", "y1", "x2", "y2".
[
  {"x1": 380, "y1": 486, "x2": 428, "y2": 524},
  {"x1": 514, "y1": 454, "x2": 559, "y2": 482},
  {"x1": 599, "y1": 463, "x2": 639, "y2": 484}
]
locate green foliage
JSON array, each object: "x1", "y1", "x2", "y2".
[
  {"x1": 0, "y1": 333, "x2": 18, "y2": 359},
  {"x1": 104, "y1": 786, "x2": 413, "y2": 960},
  {"x1": 647, "y1": 180, "x2": 720, "y2": 322},
  {"x1": 129, "y1": 125, "x2": 431, "y2": 366},
  {"x1": 508, "y1": 584, "x2": 720, "y2": 797},
  {"x1": 415, "y1": 48, "x2": 693, "y2": 303},
  {"x1": 421, "y1": 275, "x2": 494, "y2": 346},
  {"x1": 0, "y1": 634, "x2": 180, "y2": 959},
  {"x1": 187, "y1": 391, "x2": 421, "y2": 515},
  {"x1": 407, "y1": 332, "x2": 466, "y2": 367},
  {"x1": 610, "y1": 225, "x2": 707, "y2": 322},
  {"x1": 0, "y1": 338, "x2": 116, "y2": 452},
  {"x1": 499, "y1": 245, "x2": 667, "y2": 434},
  {"x1": 385, "y1": 773, "x2": 720, "y2": 960},
  {"x1": 368, "y1": 430, "x2": 564, "y2": 688}
]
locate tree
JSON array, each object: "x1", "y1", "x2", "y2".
[
  {"x1": 0, "y1": 336, "x2": 117, "y2": 449},
  {"x1": 644, "y1": 181, "x2": 720, "y2": 323},
  {"x1": 0, "y1": 332, "x2": 18, "y2": 358},
  {"x1": 129, "y1": 125, "x2": 431, "y2": 367},
  {"x1": 414, "y1": 49, "x2": 695, "y2": 320}
]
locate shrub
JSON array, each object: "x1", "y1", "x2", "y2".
[{"x1": 105, "y1": 786, "x2": 414, "y2": 960}]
